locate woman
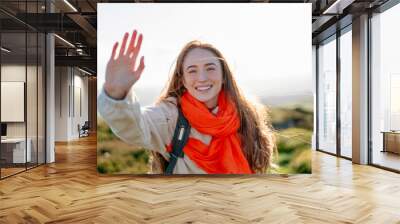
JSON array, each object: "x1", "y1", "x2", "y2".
[{"x1": 98, "y1": 30, "x2": 275, "y2": 174}]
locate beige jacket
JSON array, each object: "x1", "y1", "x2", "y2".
[{"x1": 98, "y1": 88, "x2": 214, "y2": 174}]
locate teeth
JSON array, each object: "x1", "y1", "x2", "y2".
[{"x1": 196, "y1": 86, "x2": 212, "y2": 91}]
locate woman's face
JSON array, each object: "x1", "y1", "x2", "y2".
[{"x1": 182, "y1": 48, "x2": 223, "y2": 109}]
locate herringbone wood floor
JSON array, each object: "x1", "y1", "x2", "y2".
[{"x1": 0, "y1": 135, "x2": 400, "y2": 224}]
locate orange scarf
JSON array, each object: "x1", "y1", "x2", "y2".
[{"x1": 167, "y1": 91, "x2": 253, "y2": 174}]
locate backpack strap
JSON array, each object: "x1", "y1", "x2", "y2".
[{"x1": 165, "y1": 108, "x2": 191, "y2": 175}]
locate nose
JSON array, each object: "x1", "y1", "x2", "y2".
[{"x1": 198, "y1": 69, "x2": 207, "y2": 81}]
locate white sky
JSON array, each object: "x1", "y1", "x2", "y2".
[{"x1": 98, "y1": 3, "x2": 312, "y2": 106}]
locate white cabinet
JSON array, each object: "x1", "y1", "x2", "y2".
[{"x1": 1, "y1": 138, "x2": 32, "y2": 163}]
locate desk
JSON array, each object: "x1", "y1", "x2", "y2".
[
  {"x1": 381, "y1": 131, "x2": 400, "y2": 154},
  {"x1": 1, "y1": 138, "x2": 31, "y2": 163}
]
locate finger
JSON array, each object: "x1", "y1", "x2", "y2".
[
  {"x1": 134, "y1": 56, "x2": 145, "y2": 79},
  {"x1": 128, "y1": 49, "x2": 138, "y2": 70},
  {"x1": 127, "y1": 30, "x2": 137, "y2": 54},
  {"x1": 133, "y1": 34, "x2": 143, "y2": 56},
  {"x1": 130, "y1": 53, "x2": 139, "y2": 72},
  {"x1": 118, "y1": 32, "x2": 129, "y2": 57},
  {"x1": 110, "y1": 42, "x2": 118, "y2": 61}
]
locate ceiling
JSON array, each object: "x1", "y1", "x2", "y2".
[{"x1": 0, "y1": 0, "x2": 391, "y2": 76}]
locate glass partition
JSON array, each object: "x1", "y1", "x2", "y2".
[
  {"x1": 371, "y1": 3, "x2": 400, "y2": 171},
  {"x1": 1, "y1": 30, "x2": 27, "y2": 178},
  {"x1": 339, "y1": 27, "x2": 352, "y2": 158},
  {"x1": 317, "y1": 35, "x2": 337, "y2": 154},
  {"x1": 27, "y1": 30, "x2": 38, "y2": 169},
  {"x1": 26, "y1": 0, "x2": 43, "y2": 169},
  {"x1": 38, "y1": 32, "x2": 45, "y2": 165},
  {"x1": 0, "y1": 1, "x2": 46, "y2": 179}
]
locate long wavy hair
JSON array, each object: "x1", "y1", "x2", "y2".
[{"x1": 149, "y1": 40, "x2": 276, "y2": 174}]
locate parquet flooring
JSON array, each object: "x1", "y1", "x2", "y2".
[
  {"x1": 0, "y1": 135, "x2": 400, "y2": 223},
  {"x1": 1, "y1": 167, "x2": 26, "y2": 178}
]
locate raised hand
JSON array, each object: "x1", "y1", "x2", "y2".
[{"x1": 104, "y1": 30, "x2": 145, "y2": 100}]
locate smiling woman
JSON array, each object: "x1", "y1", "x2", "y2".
[
  {"x1": 182, "y1": 48, "x2": 223, "y2": 109},
  {"x1": 98, "y1": 30, "x2": 276, "y2": 174}
]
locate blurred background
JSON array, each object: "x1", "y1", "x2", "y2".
[{"x1": 97, "y1": 98, "x2": 313, "y2": 174}]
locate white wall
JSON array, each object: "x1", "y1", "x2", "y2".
[
  {"x1": 55, "y1": 67, "x2": 68, "y2": 141},
  {"x1": 1, "y1": 65, "x2": 26, "y2": 137},
  {"x1": 55, "y1": 67, "x2": 89, "y2": 141},
  {"x1": 1, "y1": 65, "x2": 35, "y2": 138}
]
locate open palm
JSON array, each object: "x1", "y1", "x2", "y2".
[{"x1": 104, "y1": 30, "x2": 145, "y2": 100}]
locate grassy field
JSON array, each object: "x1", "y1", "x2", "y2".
[
  {"x1": 269, "y1": 106, "x2": 313, "y2": 174},
  {"x1": 97, "y1": 119, "x2": 151, "y2": 174},
  {"x1": 97, "y1": 104, "x2": 313, "y2": 174}
]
